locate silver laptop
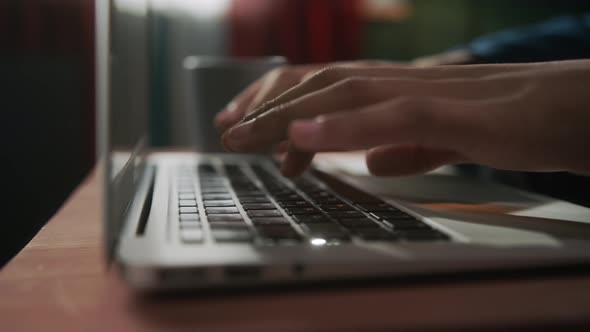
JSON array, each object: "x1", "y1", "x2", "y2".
[{"x1": 97, "y1": 0, "x2": 590, "y2": 291}]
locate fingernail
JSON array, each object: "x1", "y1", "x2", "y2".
[
  {"x1": 215, "y1": 111, "x2": 229, "y2": 123},
  {"x1": 225, "y1": 101, "x2": 238, "y2": 113},
  {"x1": 223, "y1": 120, "x2": 254, "y2": 150},
  {"x1": 215, "y1": 109, "x2": 239, "y2": 126},
  {"x1": 289, "y1": 119, "x2": 321, "y2": 149}
]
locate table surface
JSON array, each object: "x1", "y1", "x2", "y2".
[{"x1": 2, "y1": 170, "x2": 590, "y2": 332}]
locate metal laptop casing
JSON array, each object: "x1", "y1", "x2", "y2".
[
  {"x1": 114, "y1": 153, "x2": 590, "y2": 291},
  {"x1": 97, "y1": 0, "x2": 590, "y2": 291}
]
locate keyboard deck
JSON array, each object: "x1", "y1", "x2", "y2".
[{"x1": 175, "y1": 162, "x2": 450, "y2": 245}]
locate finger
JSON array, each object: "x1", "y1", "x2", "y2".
[
  {"x1": 288, "y1": 97, "x2": 485, "y2": 153},
  {"x1": 241, "y1": 63, "x2": 537, "y2": 123},
  {"x1": 215, "y1": 104, "x2": 245, "y2": 131},
  {"x1": 365, "y1": 144, "x2": 465, "y2": 176},
  {"x1": 274, "y1": 141, "x2": 290, "y2": 154},
  {"x1": 280, "y1": 145, "x2": 315, "y2": 177},
  {"x1": 223, "y1": 78, "x2": 380, "y2": 152},
  {"x1": 218, "y1": 65, "x2": 322, "y2": 135},
  {"x1": 246, "y1": 65, "x2": 319, "y2": 114},
  {"x1": 224, "y1": 74, "x2": 529, "y2": 152},
  {"x1": 215, "y1": 79, "x2": 263, "y2": 130}
]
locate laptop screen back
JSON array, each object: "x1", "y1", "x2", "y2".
[{"x1": 96, "y1": 0, "x2": 151, "y2": 260}]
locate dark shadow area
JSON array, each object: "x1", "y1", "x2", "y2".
[
  {"x1": 0, "y1": 0, "x2": 95, "y2": 267},
  {"x1": 0, "y1": 57, "x2": 94, "y2": 267}
]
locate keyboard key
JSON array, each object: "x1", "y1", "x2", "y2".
[
  {"x1": 305, "y1": 224, "x2": 350, "y2": 240},
  {"x1": 319, "y1": 204, "x2": 355, "y2": 212},
  {"x1": 345, "y1": 194, "x2": 382, "y2": 204},
  {"x1": 204, "y1": 200, "x2": 235, "y2": 207},
  {"x1": 247, "y1": 210, "x2": 283, "y2": 218},
  {"x1": 201, "y1": 188, "x2": 229, "y2": 194},
  {"x1": 180, "y1": 213, "x2": 200, "y2": 221},
  {"x1": 257, "y1": 225, "x2": 302, "y2": 241},
  {"x1": 279, "y1": 200, "x2": 312, "y2": 208},
  {"x1": 179, "y1": 207, "x2": 198, "y2": 214},
  {"x1": 312, "y1": 197, "x2": 344, "y2": 205},
  {"x1": 326, "y1": 210, "x2": 365, "y2": 218},
  {"x1": 371, "y1": 208, "x2": 411, "y2": 218},
  {"x1": 179, "y1": 221, "x2": 201, "y2": 229},
  {"x1": 231, "y1": 180, "x2": 257, "y2": 186},
  {"x1": 207, "y1": 214, "x2": 244, "y2": 222},
  {"x1": 306, "y1": 191, "x2": 334, "y2": 199},
  {"x1": 371, "y1": 211, "x2": 413, "y2": 220},
  {"x1": 179, "y1": 200, "x2": 197, "y2": 207},
  {"x1": 355, "y1": 228, "x2": 399, "y2": 241},
  {"x1": 230, "y1": 178, "x2": 256, "y2": 184},
  {"x1": 285, "y1": 207, "x2": 320, "y2": 215},
  {"x1": 274, "y1": 194, "x2": 302, "y2": 201},
  {"x1": 292, "y1": 214, "x2": 331, "y2": 224},
  {"x1": 201, "y1": 188, "x2": 228, "y2": 194},
  {"x1": 180, "y1": 229, "x2": 204, "y2": 243},
  {"x1": 203, "y1": 194, "x2": 232, "y2": 201},
  {"x1": 199, "y1": 170, "x2": 221, "y2": 175},
  {"x1": 231, "y1": 178, "x2": 257, "y2": 184},
  {"x1": 266, "y1": 182, "x2": 289, "y2": 188},
  {"x1": 209, "y1": 222, "x2": 248, "y2": 229},
  {"x1": 250, "y1": 217, "x2": 290, "y2": 225},
  {"x1": 179, "y1": 193, "x2": 196, "y2": 200},
  {"x1": 211, "y1": 229, "x2": 253, "y2": 243},
  {"x1": 357, "y1": 203, "x2": 398, "y2": 212},
  {"x1": 198, "y1": 164, "x2": 216, "y2": 171},
  {"x1": 228, "y1": 177, "x2": 250, "y2": 182},
  {"x1": 205, "y1": 207, "x2": 239, "y2": 214},
  {"x1": 224, "y1": 165, "x2": 244, "y2": 173},
  {"x1": 239, "y1": 197, "x2": 271, "y2": 203},
  {"x1": 337, "y1": 218, "x2": 378, "y2": 228},
  {"x1": 385, "y1": 219, "x2": 430, "y2": 230},
  {"x1": 242, "y1": 203, "x2": 276, "y2": 210},
  {"x1": 305, "y1": 223, "x2": 346, "y2": 232},
  {"x1": 200, "y1": 180, "x2": 223, "y2": 186},
  {"x1": 201, "y1": 181, "x2": 226, "y2": 186},
  {"x1": 268, "y1": 188, "x2": 294, "y2": 196},
  {"x1": 235, "y1": 190, "x2": 265, "y2": 197}
]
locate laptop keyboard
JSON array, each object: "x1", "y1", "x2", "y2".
[{"x1": 176, "y1": 162, "x2": 450, "y2": 245}]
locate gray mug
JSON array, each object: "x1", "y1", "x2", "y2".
[{"x1": 182, "y1": 56, "x2": 287, "y2": 152}]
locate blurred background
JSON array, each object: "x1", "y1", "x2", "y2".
[{"x1": 1, "y1": 0, "x2": 590, "y2": 266}]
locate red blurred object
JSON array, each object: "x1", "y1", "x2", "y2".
[{"x1": 229, "y1": 0, "x2": 364, "y2": 64}]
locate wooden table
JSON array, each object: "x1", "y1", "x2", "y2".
[{"x1": 2, "y1": 170, "x2": 590, "y2": 332}]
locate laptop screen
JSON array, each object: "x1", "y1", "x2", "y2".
[{"x1": 96, "y1": 0, "x2": 151, "y2": 260}]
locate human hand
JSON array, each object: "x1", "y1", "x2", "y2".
[
  {"x1": 214, "y1": 61, "x2": 396, "y2": 131},
  {"x1": 214, "y1": 64, "x2": 320, "y2": 131},
  {"x1": 222, "y1": 60, "x2": 590, "y2": 176}
]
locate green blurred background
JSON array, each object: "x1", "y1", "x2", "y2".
[{"x1": 364, "y1": 0, "x2": 590, "y2": 60}]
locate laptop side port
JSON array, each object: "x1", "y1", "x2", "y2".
[
  {"x1": 158, "y1": 268, "x2": 207, "y2": 284},
  {"x1": 292, "y1": 262, "x2": 306, "y2": 277},
  {"x1": 224, "y1": 265, "x2": 262, "y2": 281}
]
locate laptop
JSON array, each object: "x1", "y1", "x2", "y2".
[{"x1": 97, "y1": 0, "x2": 590, "y2": 291}]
